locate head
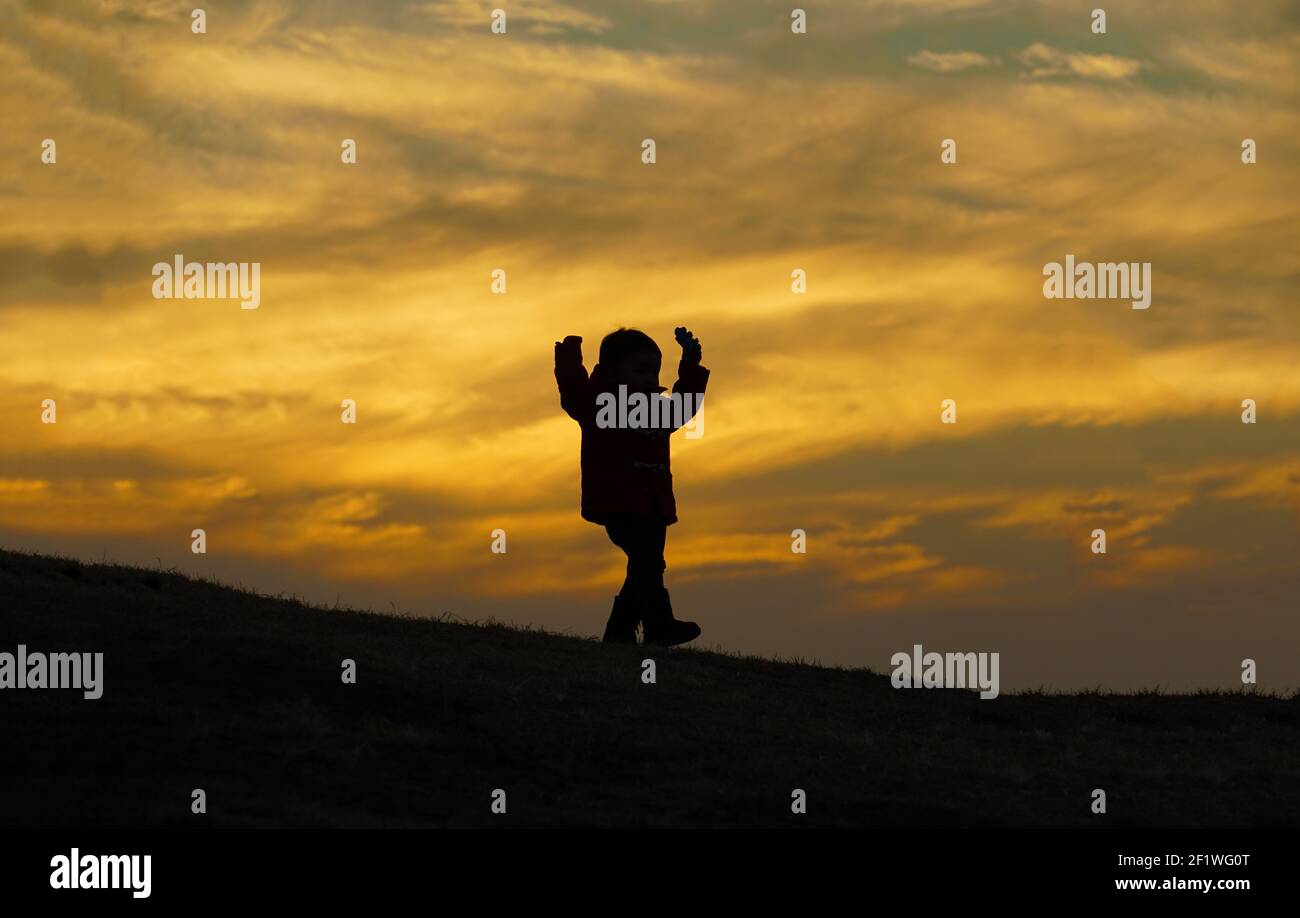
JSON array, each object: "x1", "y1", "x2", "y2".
[{"x1": 598, "y1": 328, "x2": 662, "y2": 393}]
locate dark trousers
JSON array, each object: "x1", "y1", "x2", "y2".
[{"x1": 604, "y1": 514, "x2": 667, "y2": 605}]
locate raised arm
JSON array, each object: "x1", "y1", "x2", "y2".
[
  {"x1": 554, "y1": 335, "x2": 595, "y2": 423},
  {"x1": 666, "y1": 326, "x2": 709, "y2": 432}
]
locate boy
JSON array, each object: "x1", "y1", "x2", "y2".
[{"x1": 554, "y1": 326, "x2": 709, "y2": 646}]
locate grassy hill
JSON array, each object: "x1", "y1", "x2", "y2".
[{"x1": 1, "y1": 547, "x2": 1296, "y2": 828}]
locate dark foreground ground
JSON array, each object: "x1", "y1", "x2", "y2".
[{"x1": 0, "y1": 548, "x2": 1296, "y2": 828}]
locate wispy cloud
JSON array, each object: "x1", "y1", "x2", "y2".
[
  {"x1": 417, "y1": 0, "x2": 613, "y2": 34},
  {"x1": 1017, "y1": 42, "x2": 1144, "y2": 80},
  {"x1": 907, "y1": 49, "x2": 998, "y2": 72}
]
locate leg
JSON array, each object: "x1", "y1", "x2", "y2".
[
  {"x1": 613, "y1": 519, "x2": 698, "y2": 647},
  {"x1": 612, "y1": 518, "x2": 666, "y2": 598},
  {"x1": 602, "y1": 517, "x2": 664, "y2": 643}
]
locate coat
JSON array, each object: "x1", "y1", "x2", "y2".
[{"x1": 554, "y1": 344, "x2": 709, "y2": 526}]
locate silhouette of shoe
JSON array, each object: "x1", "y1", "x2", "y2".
[
  {"x1": 641, "y1": 587, "x2": 700, "y2": 647},
  {"x1": 602, "y1": 593, "x2": 639, "y2": 643}
]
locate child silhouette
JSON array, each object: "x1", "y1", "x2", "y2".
[{"x1": 554, "y1": 327, "x2": 710, "y2": 645}]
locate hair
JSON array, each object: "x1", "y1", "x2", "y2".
[{"x1": 598, "y1": 327, "x2": 660, "y2": 370}]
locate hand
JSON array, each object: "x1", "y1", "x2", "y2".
[
  {"x1": 554, "y1": 335, "x2": 583, "y2": 361},
  {"x1": 674, "y1": 326, "x2": 702, "y2": 366}
]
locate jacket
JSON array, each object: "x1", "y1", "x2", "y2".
[{"x1": 554, "y1": 343, "x2": 709, "y2": 526}]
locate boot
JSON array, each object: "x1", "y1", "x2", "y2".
[
  {"x1": 601, "y1": 592, "x2": 639, "y2": 644},
  {"x1": 641, "y1": 587, "x2": 700, "y2": 647}
]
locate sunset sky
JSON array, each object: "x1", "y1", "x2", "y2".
[{"x1": 1, "y1": 0, "x2": 1297, "y2": 690}]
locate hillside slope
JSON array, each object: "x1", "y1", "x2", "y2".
[{"x1": 1, "y1": 548, "x2": 1296, "y2": 828}]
